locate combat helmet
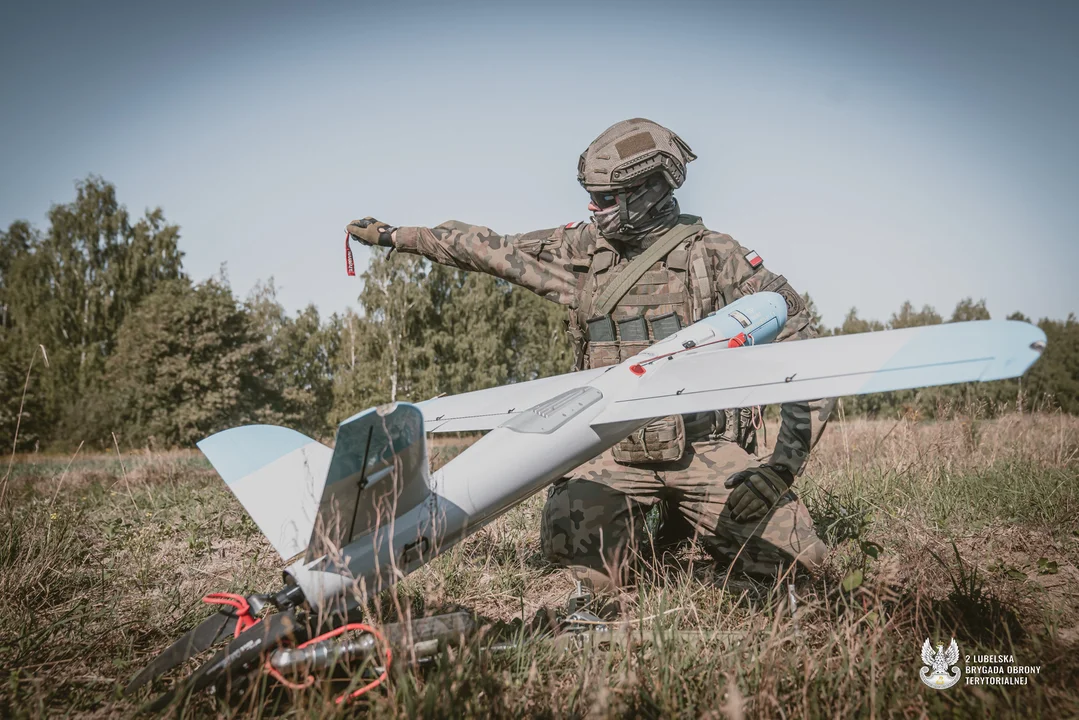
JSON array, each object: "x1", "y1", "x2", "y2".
[{"x1": 577, "y1": 118, "x2": 697, "y2": 193}]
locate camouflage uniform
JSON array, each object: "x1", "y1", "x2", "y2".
[
  {"x1": 354, "y1": 118, "x2": 830, "y2": 585},
  {"x1": 391, "y1": 216, "x2": 830, "y2": 579}
]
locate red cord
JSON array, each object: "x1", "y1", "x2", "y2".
[
  {"x1": 264, "y1": 661, "x2": 316, "y2": 691},
  {"x1": 201, "y1": 592, "x2": 260, "y2": 638},
  {"x1": 345, "y1": 231, "x2": 356, "y2": 276},
  {"x1": 264, "y1": 622, "x2": 392, "y2": 704},
  {"x1": 201, "y1": 592, "x2": 389, "y2": 702}
]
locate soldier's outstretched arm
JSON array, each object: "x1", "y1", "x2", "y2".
[
  {"x1": 348, "y1": 217, "x2": 592, "y2": 307},
  {"x1": 705, "y1": 233, "x2": 834, "y2": 478}
]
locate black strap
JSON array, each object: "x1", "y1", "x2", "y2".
[{"x1": 594, "y1": 215, "x2": 703, "y2": 318}]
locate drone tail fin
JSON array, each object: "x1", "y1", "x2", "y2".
[
  {"x1": 197, "y1": 425, "x2": 331, "y2": 561},
  {"x1": 304, "y1": 403, "x2": 432, "y2": 561}
]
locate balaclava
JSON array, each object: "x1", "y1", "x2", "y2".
[{"x1": 590, "y1": 174, "x2": 680, "y2": 244}]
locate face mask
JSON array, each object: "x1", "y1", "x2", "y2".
[
  {"x1": 589, "y1": 175, "x2": 678, "y2": 242},
  {"x1": 591, "y1": 203, "x2": 625, "y2": 238}
]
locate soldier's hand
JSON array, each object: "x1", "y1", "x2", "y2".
[
  {"x1": 723, "y1": 464, "x2": 794, "y2": 522},
  {"x1": 346, "y1": 217, "x2": 396, "y2": 247}
]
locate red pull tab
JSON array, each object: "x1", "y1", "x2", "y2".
[
  {"x1": 727, "y1": 332, "x2": 747, "y2": 348},
  {"x1": 201, "y1": 592, "x2": 259, "y2": 638},
  {"x1": 345, "y1": 231, "x2": 356, "y2": 276}
]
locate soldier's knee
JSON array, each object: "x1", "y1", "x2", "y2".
[
  {"x1": 774, "y1": 496, "x2": 829, "y2": 573},
  {"x1": 540, "y1": 478, "x2": 648, "y2": 578},
  {"x1": 540, "y1": 480, "x2": 576, "y2": 564}
]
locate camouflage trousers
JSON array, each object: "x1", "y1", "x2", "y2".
[{"x1": 540, "y1": 440, "x2": 827, "y2": 588}]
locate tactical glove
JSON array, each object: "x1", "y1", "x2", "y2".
[
  {"x1": 346, "y1": 217, "x2": 396, "y2": 247},
  {"x1": 723, "y1": 464, "x2": 794, "y2": 522}
]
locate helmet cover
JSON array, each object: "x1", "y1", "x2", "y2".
[{"x1": 577, "y1": 118, "x2": 697, "y2": 193}]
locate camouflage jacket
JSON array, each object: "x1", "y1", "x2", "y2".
[{"x1": 392, "y1": 218, "x2": 830, "y2": 477}]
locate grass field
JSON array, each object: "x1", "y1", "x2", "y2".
[{"x1": 2, "y1": 411, "x2": 1078, "y2": 718}]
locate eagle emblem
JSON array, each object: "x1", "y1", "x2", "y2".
[{"x1": 920, "y1": 638, "x2": 961, "y2": 689}]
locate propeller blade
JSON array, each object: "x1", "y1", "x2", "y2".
[
  {"x1": 124, "y1": 612, "x2": 238, "y2": 695},
  {"x1": 143, "y1": 609, "x2": 309, "y2": 712}
]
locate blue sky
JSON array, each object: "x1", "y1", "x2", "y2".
[{"x1": 1, "y1": 0, "x2": 1076, "y2": 326}]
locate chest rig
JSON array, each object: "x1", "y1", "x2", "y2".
[
  {"x1": 568, "y1": 216, "x2": 761, "y2": 463},
  {"x1": 569, "y1": 216, "x2": 710, "y2": 463}
]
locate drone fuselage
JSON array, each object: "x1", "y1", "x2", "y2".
[{"x1": 284, "y1": 292, "x2": 790, "y2": 608}]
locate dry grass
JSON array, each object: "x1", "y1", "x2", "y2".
[{"x1": 2, "y1": 412, "x2": 1078, "y2": 718}]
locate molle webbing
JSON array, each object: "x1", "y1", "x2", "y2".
[
  {"x1": 688, "y1": 245, "x2": 714, "y2": 320},
  {"x1": 616, "y1": 292, "x2": 685, "y2": 307},
  {"x1": 593, "y1": 215, "x2": 703, "y2": 318},
  {"x1": 612, "y1": 414, "x2": 686, "y2": 464}
]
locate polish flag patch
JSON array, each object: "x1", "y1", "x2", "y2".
[
  {"x1": 565, "y1": 220, "x2": 583, "y2": 229},
  {"x1": 745, "y1": 250, "x2": 763, "y2": 268}
]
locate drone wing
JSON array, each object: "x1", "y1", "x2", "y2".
[
  {"x1": 591, "y1": 320, "x2": 1045, "y2": 426},
  {"x1": 417, "y1": 367, "x2": 609, "y2": 433},
  {"x1": 416, "y1": 320, "x2": 1044, "y2": 434}
]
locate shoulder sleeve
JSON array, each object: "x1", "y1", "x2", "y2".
[
  {"x1": 703, "y1": 231, "x2": 814, "y2": 342},
  {"x1": 392, "y1": 220, "x2": 594, "y2": 305}
]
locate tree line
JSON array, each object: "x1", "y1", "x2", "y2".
[
  {"x1": 0, "y1": 178, "x2": 569, "y2": 451},
  {"x1": 1, "y1": 178, "x2": 1075, "y2": 452}
]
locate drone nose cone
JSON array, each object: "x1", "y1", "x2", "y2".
[
  {"x1": 760, "y1": 291, "x2": 788, "y2": 328},
  {"x1": 699, "y1": 291, "x2": 789, "y2": 347}
]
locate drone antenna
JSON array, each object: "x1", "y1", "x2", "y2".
[{"x1": 346, "y1": 426, "x2": 375, "y2": 544}]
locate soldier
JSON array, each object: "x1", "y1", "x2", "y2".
[{"x1": 347, "y1": 118, "x2": 832, "y2": 590}]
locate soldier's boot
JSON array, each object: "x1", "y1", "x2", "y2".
[
  {"x1": 701, "y1": 522, "x2": 828, "y2": 583},
  {"x1": 563, "y1": 572, "x2": 625, "y2": 622},
  {"x1": 566, "y1": 565, "x2": 625, "y2": 595}
]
